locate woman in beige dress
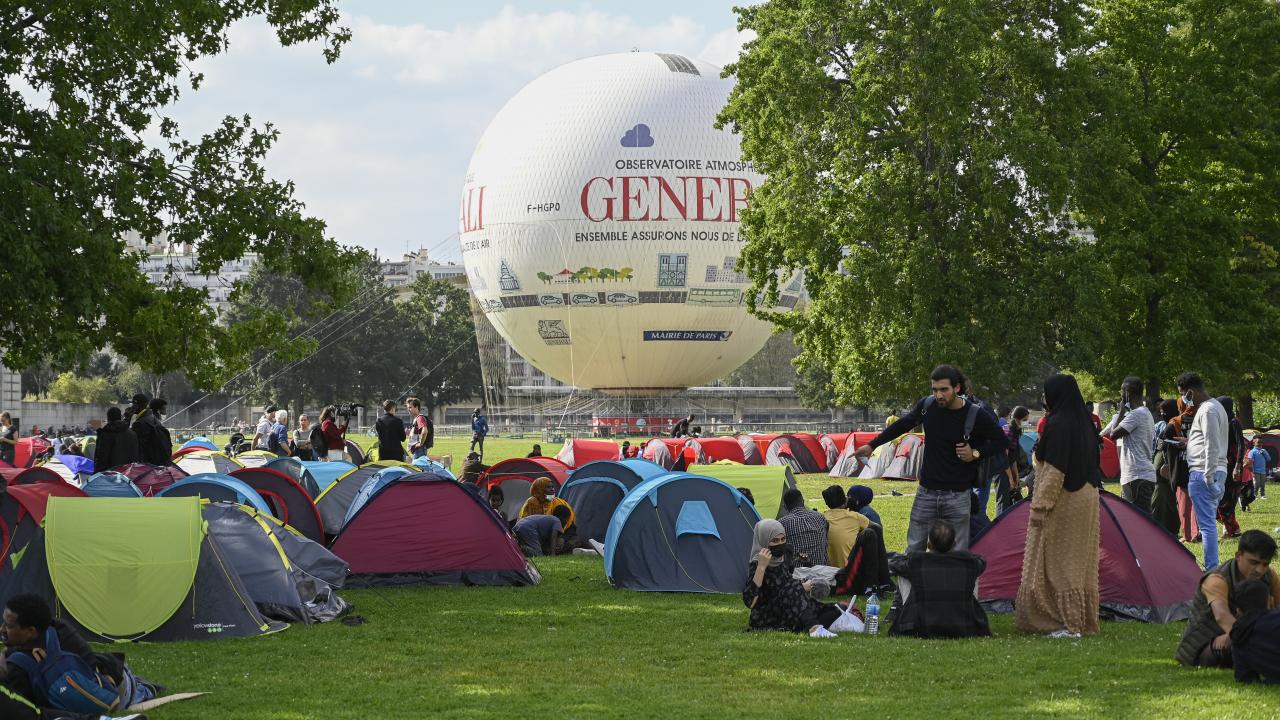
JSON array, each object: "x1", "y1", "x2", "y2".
[{"x1": 1016, "y1": 373, "x2": 1101, "y2": 637}]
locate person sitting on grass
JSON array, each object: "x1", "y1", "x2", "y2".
[
  {"x1": 460, "y1": 452, "x2": 489, "y2": 485},
  {"x1": 887, "y1": 520, "x2": 991, "y2": 638},
  {"x1": 778, "y1": 488, "x2": 828, "y2": 566},
  {"x1": 846, "y1": 485, "x2": 882, "y2": 528},
  {"x1": 519, "y1": 478, "x2": 579, "y2": 540},
  {"x1": 2, "y1": 594, "x2": 159, "y2": 719},
  {"x1": 512, "y1": 511, "x2": 563, "y2": 557},
  {"x1": 821, "y1": 485, "x2": 871, "y2": 565},
  {"x1": 527, "y1": 444, "x2": 542, "y2": 458},
  {"x1": 744, "y1": 519, "x2": 845, "y2": 638},
  {"x1": 1176, "y1": 529, "x2": 1280, "y2": 668}
]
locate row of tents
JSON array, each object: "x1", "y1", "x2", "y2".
[{"x1": 558, "y1": 432, "x2": 1122, "y2": 480}]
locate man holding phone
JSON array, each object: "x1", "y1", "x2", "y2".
[
  {"x1": 855, "y1": 364, "x2": 1005, "y2": 553},
  {"x1": 1102, "y1": 376, "x2": 1158, "y2": 512}
]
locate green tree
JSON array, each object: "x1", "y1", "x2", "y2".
[
  {"x1": 720, "y1": 0, "x2": 1096, "y2": 406},
  {"x1": 0, "y1": 1, "x2": 357, "y2": 386},
  {"x1": 725, "y1": 331, "x2": 800, "y2": 387},
  {"x1": 48, "y1": 372, "x2": 115, "y2": 405},
  {"x1": 1070, "y1": 0, "x2": 1280, "y2": 405},
  {"x1": 793, "y1": 359, "x2": 837, "y2": 412},
  {"x1": 397, "y1": 275, "x2": 483, "y2": 414}
]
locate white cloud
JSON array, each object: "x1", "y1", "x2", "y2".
[{"x1": 163, "y1": 5, "x2": 744, "y2": 260}]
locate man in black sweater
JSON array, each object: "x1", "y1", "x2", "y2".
[{"x1": 855, "y1": 364, "x2": 1004, "y2": 552}]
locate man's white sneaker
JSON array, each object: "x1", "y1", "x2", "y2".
[{"x1": 1047, "y1": 629, "x2": 1081, "y2": 639}]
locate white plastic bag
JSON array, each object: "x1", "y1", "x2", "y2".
[{"x1": 829, "y1": 599, "x2": 865, "y2": 634}]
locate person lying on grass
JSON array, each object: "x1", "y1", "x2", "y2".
[
  {"x1": 1, "y1": 594, "x2": 160, "y2": 720},
  {"x1": 745, "y1": 519, "x2": 848, "y2": 638},
  {"x1": 886, "y1": 520, "x2": 991, "y2": 639},
  {"x1": 1177, "y1": 529, "x2": 1279, "y2": 668}
]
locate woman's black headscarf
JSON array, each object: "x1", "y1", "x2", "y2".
[{"x1": 1036, "y1": 374, "x2": 1101, "y2": 492}]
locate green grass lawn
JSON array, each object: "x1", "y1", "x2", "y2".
[{"x1": 120, "y1": 437, "x2": 1280, "y2": 719}]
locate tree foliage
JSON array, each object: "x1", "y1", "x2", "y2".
[
  {"x1": 222, "y1": 261, "x2": 482, "y2": 419},
  {"x1": 47, "y1": 372, "x2": 115, "y2": 405},
  {"x1": 1070, "y1": 0, "x2": 1280, "y2": 403},
  {"x1": 0, "y1": 1, "x2": 356, "y2": 386},
  {"x1": 725, "y1": 331, "x2": 800, "y2": 387},
  {"x1": 721, "y1": 0, "x2": 1096, "y2": 405}
]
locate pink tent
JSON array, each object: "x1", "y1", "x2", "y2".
[{"x1": 972, "y1": 491, "x2": 1202, "y2": 623}]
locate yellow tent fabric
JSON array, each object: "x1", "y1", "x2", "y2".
[
  {"x1": 46, "y1": 496, "x2": 203, "y2": 639},
  {"x1": 690, "y1": 463, "x2": 793, "y2": 519}
]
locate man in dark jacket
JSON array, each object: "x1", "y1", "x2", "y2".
[
  {"x1": 375, "y1": 400, "x2": 406, "y2": 462},
  {"x1": 93, "y1": 407, "x2": 139, "y2": 471},
  {"x1": 131, "y1": 399, "x2": 171, "y2": 466},
  {"x1": 122, "y1": 393, "x2": 148, "y2": 429},
  {"x1": 460, "y1": 452, "x2": 490, "y2": 485},
  {"x1": 887, "y1": 520, "x2": 991, "y2": 638}
]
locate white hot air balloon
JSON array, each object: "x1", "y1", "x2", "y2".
[{"x1": 459, "y1": 52, "x2": 802, "y2": 396}]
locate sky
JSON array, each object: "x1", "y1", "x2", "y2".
[{"x1": 170, "y1": 2, "x2": 753, "y2": 263}]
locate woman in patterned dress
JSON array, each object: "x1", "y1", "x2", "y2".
[{"x1": 744, "y1": 519, "x2": 844, "y2": 637}]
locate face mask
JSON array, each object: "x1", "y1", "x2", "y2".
[
  {"x1": 1183, "y1": 391, "x2": 1196, "y2": 407},
  {"x1": 768, "y1": 542, "x2": 792, "y2": 557},
  {"x1": 545, "y1": 495, "x2": 555, "y2": 502}
]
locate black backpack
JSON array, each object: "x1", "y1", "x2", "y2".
[
  {"x1": 309, "y1": 424, "x2": 328, "y2": 457},
  {"x1": 920, "y1": 396, "x2": 1009, "y2": 485}
]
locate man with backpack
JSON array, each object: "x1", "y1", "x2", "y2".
[
  {"x1": 855, "y1": 365, "x2": 1006, "y2": 553},
  {"x1": 2, "y1": 594, "x2": 158, "y2": 719},
  {"x1": 406, "y1": 398, "x2": 434, "y2": 459}
]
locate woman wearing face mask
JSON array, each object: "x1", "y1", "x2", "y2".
[
  {"x1": 1015, "y1": 374, "x2": 1101, "y2": 638},
  {"x1": 744, "y1": 519, "x2": 847, "y2": 637},
  {"x1": 519, "y1": 476, "x2": 577, "y2": 537}
]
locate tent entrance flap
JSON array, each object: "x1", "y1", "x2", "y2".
[{"x1": 45, "y1": 496, "x2": 203, "y2": 638}]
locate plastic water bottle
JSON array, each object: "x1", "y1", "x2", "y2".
[{"x1": 866, "y1": 593, "x2": 880, "y2": 635}]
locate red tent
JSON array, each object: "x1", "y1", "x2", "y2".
[
  {"x1": 230, "y1": 467, "x2": 325, "y2": 544},
  {"x1": 0, "y1": 468, "x2": 24, "y2": 485},
  {"x1": 330, "y1": 472, "x2": 539, "y2": 587},
  {"x1": 110, "y1": 463, "x2": 188, "y2": 496},
  {"x1": 787, "y1": 434, "x2": 830, "y2": 472},
  {"x1": 14, "y1": 437, "x2": 52, "y2": 468},
  {"x1": 642, "y1": 438, "x2": 689, "y2": 469},
  {"x1": 685, "y1": 437, "x2": 750, "y2": 465},
  {"x1": 479, "y1": 457, "x2": 572, "y2": 521},
  {"x1": 757, "y1": 435, "x2": 826, "y2": 473},
  {"x1": 555, "y1": 439, "x2": 620, "y2": 468},
  {"x1": 972, "y1": 491, "x2": 1202, "y2": 623},
  {"x1": 10, "y1": 467, "x2": 65, "y2": 486},
  {"x1": 733, "y1": 434, "x2": 764, "y2": 464},
  {"x1": 0, "y1": 482, "x2": 87, "y2": 575},
  {"x1": 1100, "y1": 436, "x2": 1119, "y2": 479},
  {"x1": 171, "y1": 445, "x2": 209, "y2": 460}
]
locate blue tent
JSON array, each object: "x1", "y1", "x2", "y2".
[
  {"x1": 263, "y1": 457, "x2": 322, "y2": 498},
  {"x1": 301, "y1": 460, "x2": 356, "y2": 493},
  {"x1": 53, "y1": 454, "x2": 94, "y2": 476},
  {"x1": 158, "y1": 473, "x2": 272, "y2": 514},
  {"x1": 180, "y1": 437, "x2": 219, "y2": 451},
  {"x1": 1019, "y1": 431, "x2": 1038, "y2": 467},
  {"x1": 560, "y1": 460, "x2": 668, "y2": 543},
  {"x1": 82, "y1": 472, "x2": 143, "y2": 498},
  {"x1": 343, "y1": 466, "x2": 415, "y2": 528},
  {"x1": 604, "y1": 472, "x2": 761, "y2": 593},
  {"x1": 411, "y1": 456, "x2": 456, "y2": 480}
]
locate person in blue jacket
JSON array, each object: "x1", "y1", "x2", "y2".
[{"x1": 470, "y1": 408, "x2": 489, "y2": 458}]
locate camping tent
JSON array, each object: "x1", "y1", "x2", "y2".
[
  {"x1": 555, "y1": 438, "x2": 621, "y2": 467},
  {"x1": 201, "y1": 502, "x2": 349, "y2": 623},
  {"x1": 971, "y1": 491, "x2": 1203, "y2": 622},
  {"x1": 732, "y1": 434, "x2": 764, "y2": 465},
  {"x1": 9, "y1": 467, "x2": 65, "y2": 486},
  {"x1": 314, "y1": 461, "x2": 415, "y2": 537},
  {"x1": 689, "y1": 463, "x2": 797, "y2": 519},
  {"x1": 685, "y1": 436, "x2": 753, "y2": 465},
  {"x1": 1100, "y1": 435, "x2": 1120, "y2": 479},
  {"x1": 13, "y1": 437, "x2": 52, "y2": 468},
  {"x1": 301, "y1": 460, "x2": 356, "y2": 493},
  {"x1": 229, "y1": 467, "x2": 325, "y2": 543},
  {"x1": 642, "y1": 438, "x2": 689, "y2": 469},
  {"x1": 0, "y1": 482, "x2": 88, "y2": 575},
  {"x1": 344, "y1": 439, "x2": 367, "y2": 465},
  {"x1": 81, "y1": 472, "x2": 144, "y2": 498},
  {"x1": 604, "y1": 472, "x2": 761, "y2": 593},
  {"x1": 818, "y1": 434, "x2": 844, "y2": 469},
  {"x1": 176, "y1": 451, "x2": 244, "y2": 477},
  {"x1": 0, "y1": 496, "x2": 286, "y2": 641},
  {"x1": 263, "y1": 457, "x2": 323, "y2": 498},
  {"x1": 110, "y1": 463, "x2": 188, "y2": 496},
  {"x1": 755, "y1": 434, "x2": 826, "y2": 474},
  {"x1": 342, "y1": 466, "x2": 415, "y2": 527},
  {"x1": 881, "y1": 433, "x2": 925, "y2": 480},
  {"x1": 158, "y1": 474, "x2": 273, "y2": 514},
  {"x1": 559, "y1": 460, "x2": 669, "y2": 543},
  {"x1": 479, "y1": 457, "x2": 573, "y2": 522},
  {"x1": 411, "y1": 456, "x2": 456, "y2": 479},
  {"x1": 828, "y1": 432, "x2": 883, "y2": 477},
  {"x1": 180, "y1": 437, "x2": 219, "y2": 452},
  {"x1": 233, "y1": 450, "x2": 280, "y2": 468},
  {"x1": 45, "y1": 455, "x2": 94, "y2": 485},
  {"x1": 329, "y1": 471, "x2": 540, "y2": 587}
]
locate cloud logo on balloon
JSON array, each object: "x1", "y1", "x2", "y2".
[{"x1": 620, "y1": 124, "x2": 655, "y2": 148}]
